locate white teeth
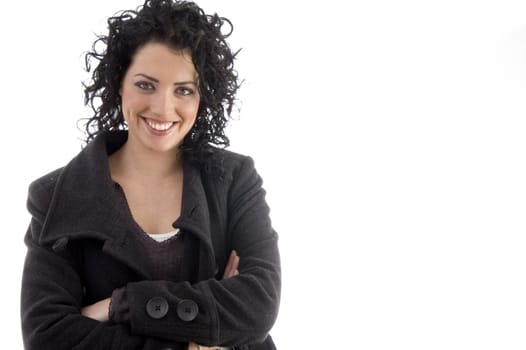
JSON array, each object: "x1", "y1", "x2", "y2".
[{"x1": 146, "y1": 119, "x2": 174, "y2": 131}]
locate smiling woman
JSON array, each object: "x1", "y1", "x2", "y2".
[
  {"x1": 20, "y1": 1, "x2": 281, "y2": 349},
  {"x1": 109, "y1": 44, "x2": 202, "y2": 236},
  {"x1": 119, "y1": 44, "x2": 200, "y2": 155}
]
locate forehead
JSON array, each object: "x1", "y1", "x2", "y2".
[{"x1": 127, "y1": 42, "x2": 197, "y2": 79}]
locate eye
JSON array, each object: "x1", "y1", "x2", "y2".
[
  {"x1": 135, "y1": 81, "x2": 154, "y2": 91},
  {"x1": 176, "y1": 86, "x2": 195, "y2": 96}
]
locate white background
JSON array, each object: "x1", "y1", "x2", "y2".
[{"x1": 1, "y1": 0, "x2": 526, "y2": 349}]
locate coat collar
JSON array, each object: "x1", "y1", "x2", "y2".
[{"x1": 40, "y1": 131, "x2": 214, "y2": 259}]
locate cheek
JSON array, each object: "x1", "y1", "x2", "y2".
[
  {"x1": 180, "y1": 99, "x2": 200, "y2": 122},
  {"x1": 121, "y1": 93, "x2": 145, "y2": 121}
]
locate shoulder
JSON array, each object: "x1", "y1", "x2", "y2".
[
  {"x1": 27, "y1": 130, "x2": 123, "y2": 214},
  {"x1": 206, "y1": 147, "x2": 258, "y2": 182},
  {"x1": 27, "y1": 167, "x2": 64, "y2": 215},
  {"x1": 29, "y1": 168, "x2": 64, "y2": 190}
]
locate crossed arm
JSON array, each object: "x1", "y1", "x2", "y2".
[
  {"x1": 81, "y1": 250, "x2": 240, "y2": 350},
  {"x1": 23, "y1": 156, "x2": 280, "y2": 349}
]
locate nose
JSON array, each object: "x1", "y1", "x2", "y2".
[{"x1": 151, "y1": 90, "x2": 176, "y2": 118}]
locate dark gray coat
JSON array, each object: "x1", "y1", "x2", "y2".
[{"x1": 21, "y1": 131, "x2": 280, "y2": 350}]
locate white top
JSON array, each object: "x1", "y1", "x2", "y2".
[{"x1": 146, "y1": 228, "x2": 180, "y2": 242}]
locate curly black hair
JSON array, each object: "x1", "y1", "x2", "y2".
[{"x1": 82, "y1": 0, "x2": 240, "y2": 163}]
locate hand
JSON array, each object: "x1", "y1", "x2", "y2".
[
  {"x1": 188, "y1": 251, "x2": 239, "y2": 350},
  {"x1": 223, "y1": 250, "x2": 239, "y2": 279},
  {"x1": 188, "y1": 342, "x2": 219, "y2": 350},
  {"x1": 81, "y1": 251, "x2": 239, "y2": 340},
  {"x1": 81, "y1": 297, "x2": 111, "y2": 322}
]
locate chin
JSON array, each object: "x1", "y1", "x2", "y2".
[{"x1": 146, "y1": 141, "x2": 181, "y2": 154}]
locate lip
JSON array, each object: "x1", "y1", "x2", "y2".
[{"x1": 141, "y1": 117, "x2": 178, "y2": 136}]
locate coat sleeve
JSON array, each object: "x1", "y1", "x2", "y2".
[
  {"x1": 21, "y1": 178, "x2": 187, "y2": 350},
  {"x1": 123, "y1": 156, "x2": 281, "y2": 348}
]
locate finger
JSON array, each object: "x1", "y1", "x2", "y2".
[
  {"x1": 226, "y1": 269, "x2": 236, "y2": 279},
  {"x1": 233, "y1": 252, "x2": 240, "y2": 271},
  {"x1": 223, "y1": 251, "x2": 235, "y2": 278},
  {"x1": 228, "y1": 256, "x2": 240, "y2": 278},
  {"x1": 223, "y1": 250, "x2": 238, "y2": 279},
  {"x1": 228, "y1": 250, "x2": 237, "y2": 270},
  {"x1": 228, "y1": 254, "x2": 240, "y2": 278},
  {"x1": 229, "y1": 251, "x2": 240, "y2": 276}
]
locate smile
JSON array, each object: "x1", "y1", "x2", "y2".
[
  {"x1": 145, "y1": 118, "x2": 175, "y2": 131},
  {"x1": 142, "y1": 117, "x2": 178, "y2": 135}
]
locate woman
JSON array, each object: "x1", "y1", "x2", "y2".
[{"x1": 20, "y1": 1, "x2": 281, "y2": 349}]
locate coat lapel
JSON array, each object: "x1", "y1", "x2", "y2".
[
  {"x1": 38, "y1": 130, "x2": 217, "y2": 280},
  {"x1": 39, "y1": 131, "x2": 126, "y2": 245},
  {"x1": 175, "y1": 160, "x2": 217, "y2": 280}
]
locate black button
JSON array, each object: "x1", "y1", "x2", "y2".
[
  {"x1": 146, "y1": 297, "x2": 169, "y2": 319},
  {"x1": 176, "y1": 299, "x2": 199, "y2": 321}
]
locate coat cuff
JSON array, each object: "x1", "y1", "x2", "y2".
[{"x1": 109, "y1": 287, "x2": 131, "y2": 324}]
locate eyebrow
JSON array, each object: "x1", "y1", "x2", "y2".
[{"x1": 134, "y1": 73, "x2": 198, "y2": 86}]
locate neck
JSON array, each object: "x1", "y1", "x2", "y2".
[{"x1": 110, "y1": 141, "x2": 183, "y2": 181}]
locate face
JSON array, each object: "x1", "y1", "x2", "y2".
[{"x1": 120, "y1": 42, "x2": 200, "y2": 154}]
